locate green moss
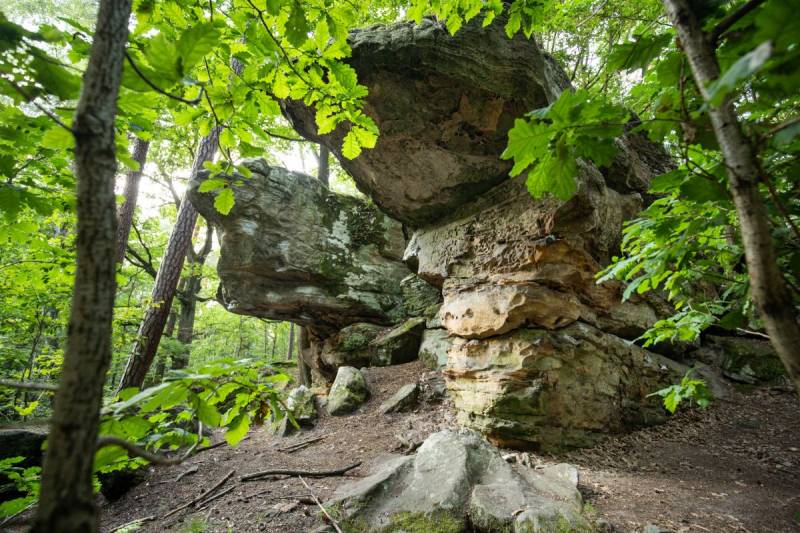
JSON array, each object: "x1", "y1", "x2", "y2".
[
  {"x1": 341, "y1": 332, "x2": 369, "y2": 351},
  {"x1": 344, "y1": 201, "x2": 386, "y2": 250},
  {"x1": 385, "y1": 511, "x2": 463, "y2": 533}
]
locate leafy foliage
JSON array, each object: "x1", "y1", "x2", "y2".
[{"x1": 648, "y1": 369, "x2": 712, "y2": 413}]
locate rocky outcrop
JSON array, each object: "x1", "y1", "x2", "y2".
[
  {"x1": 327, "y1": 366, "x2": 370, "y2": 415},
  {"x1": 280, "y1": 16, "x2": 676, "y2": 450},
  {"x1": 286, "y1": 385, "x2": 317, "y2": 425},
  {"x1": 419, "y1": 328, "x2": 451, "y2": 370},
  {"x1": 197, "y1": 15, "x2": 685, "y2": 449},
  {"x1": 188, "y1": 159, "x2": 409, "y2": 335},
  {"x1": 325, "y1": 428, "x2": 587, "y2": 532},
  {"x1": 446, "y1": 323, "x2": 681, "y2": 449}
]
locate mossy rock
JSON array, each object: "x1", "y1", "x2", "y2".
[{"x1": 370, "y1": 317, "x2": 426, "y2": 366}]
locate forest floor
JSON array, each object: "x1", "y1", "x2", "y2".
[{"x1": 15, "y1": 361, "x2": 799, "y2": 533}]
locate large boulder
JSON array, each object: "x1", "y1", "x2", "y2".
[
  {"x1": 324, "y1": 428, "x2": 586, "y2": 532},
  {"x1": 369, "y1": 316, "x2": 426, "y2": 366},
  {"x1": 327, "y1": 366, "x2": 370, "y2": 415},
  {"x1": 188, "y1": 159, "x2": 409, "y2": 335},
  {"x1": 445, "y1": 323, "x2": 683, "y2": 450},
  {"x1": 283, "y1": 16, "x2": 667, "y2": 228},
  {"x1": 0, "y1": 427, "x2": 47, "y2": 465},
  {"x1": 419, "y1": 328, "x2": 452, "y2": 370}
]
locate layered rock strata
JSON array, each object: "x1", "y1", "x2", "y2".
[{"x1": 281, "y1": 16, "x2": 679, "y2": 450}]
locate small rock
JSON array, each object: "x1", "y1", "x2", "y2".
[
  {"x1": 378, "y1": 383, "x2": 419, "y2": 414},
  {"x1": 327, "y1": 367, "x2": 370, "y2": 416},
  {"x1": 642, "y1": 525, "x2": 672, "y2": 533},
  {"x1": 286, "y1": 385, "x2": 317, "y2": 425}
]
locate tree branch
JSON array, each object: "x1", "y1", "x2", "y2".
[
  {"x1": 240, "y1": 461, "x2": 361, "y2": 481},
  {"x1": 124, "y1": 51, "x2": 205, "y2": 105},
  {"x1": 95, "y1": 426, "x2": 202, "y2": 465},
  {"x1": 709, "y1": 0, "x2": 766, "y2": 46}
]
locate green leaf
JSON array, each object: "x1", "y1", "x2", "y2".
[
  {"x1": 41, "y1": 126, "x2": 74, "y2": 150},
  {"x1": 608, "y1": 33, "x2": 673, "y2": 73},
  {"x1": 526, "y1": 152, "x2": 578, "y2": 201},
  {"x1": 707, "y1": 41, "x2": 772, "y2": 106},
  {"x1": 214, "y1": 188, "x2": 235, "y2": 215},
  {"x1": 198, "y1": 178, "x2": 225, "y2": 192},
  {"x1": 224, "y1": 414, "x2": 250, "y2": 446},
  {"x1": 177, "y1": 23, "x2": 221, "y2": 72},
  {"x1": 196, "y1": 398, "x2": 222, "y2": 427},
  {"x1": 342, "y1": 129, "x2": 361, "y2": 159},
  {"x1": 286, "y1": 3, "x2": 310, "y2": 47}
]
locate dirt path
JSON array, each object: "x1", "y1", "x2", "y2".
[{"x1": 96, "y1": 363, "x2": 800, "y2": 533}]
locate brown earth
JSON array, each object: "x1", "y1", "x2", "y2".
[{"x1": 6, "y1": 361, "x2": 798, "y2": 532}]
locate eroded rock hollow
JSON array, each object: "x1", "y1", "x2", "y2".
[{"x1": 193, "y1": 16, "x2": 684, "y2": 450}]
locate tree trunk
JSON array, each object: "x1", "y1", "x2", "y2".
[
  {"x1": 117, "y1": 129, "x2": 220, "y2": 391},
  {"x1": 115, "y1": 138, "x2": 150, "y2": 262},
  {"x1": 317, "y1": 144, "x2": 330, "y2": 186},
  {"x1": 285, "y1": 322, "x2": 295, "y2": 361},
  {"x1": 297, "y1": 326, "x2": 312, "y2": 387},
  {"x1": 663, "y1": 0, "x2": 800, "y2": 394},
  {"x1": 31, "y1": 0, "x2": 131, "y2": 529},
  {"x1": 171, "y1": 225, "x2": 213, "y2": 370}
]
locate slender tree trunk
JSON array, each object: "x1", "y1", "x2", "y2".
[
  {"x1": 297, "y1": 326, "x2": 312, "y2": 387},
  {"x1": 271, "y1": 324, "x2": 277, "y2": 358},
  {"x1": 116, "y1": 138, "x2": 150, "y2": 262},
  {"x1": 117, "y1": 129, "x2": 220, "y2": 391},
  {"x1": 663, "y1": 0, "x2": 800, "y2": 394},
  {"x1": 317, "y1": 145, "x2": 330, "y2": 186},
  {"x1": 285, "y1": 323, "x2": 295, "y2": 360},
  {"x1": 31, "y1": 0, "x2": 131, "y2": 529}
]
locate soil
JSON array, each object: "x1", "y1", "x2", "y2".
[{"x1": 6, "y1": 362, "x2": 800, "y2": 533}]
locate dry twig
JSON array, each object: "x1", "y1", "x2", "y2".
[
  {"x1": 240, "y1": 461, "x2": 361, "y2": 482},
  {"x1": 299, "y1": 476, "x2": 343, "y2": 533}
]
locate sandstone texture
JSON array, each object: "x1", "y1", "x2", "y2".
[
  {"x1": 197, "y1": 15, "x2": 689, "y2": 450},
  {"x1": 325, "y1": 428, "x2": 587, "y2": 532}
]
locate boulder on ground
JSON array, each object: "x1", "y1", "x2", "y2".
[
  {"x1": 370, "y1": 317, "x2": 426, "y2": 366},
  {"x1": 318, "y1": 323, "x2": 385, "y2": 370},
  {"x1": 692, "y1": 335, "x2": 785, "y2": 384},
  {"x1": 0, "y1": 427, "x2": 47, "y2": 465},
  {"x1": 378, "y1": 383, "x2": 419, "y2": 414},
  {"x1": 325, "y1": 428, "x2": 586, "y2": 532},
  {"x1": 327, "y1": 366, "x2": 370, "y2": 416},
  {"x1": 419, "y1": 328, "x2": 452, "y2": 370},
  {"x1": 286, "y1": 385, "x2": 317, "y2": 424},
  {"x1": 445, "y1": 322, "x2": 684, "y2": 451}
]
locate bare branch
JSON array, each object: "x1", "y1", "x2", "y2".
[{"x1": 0, "y1": 378, "x2": 58, "y2": 392}]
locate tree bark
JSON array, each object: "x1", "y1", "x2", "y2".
[
  {"x1": 115, "y1": 138, "x2": 150, "y2": 262},
  {"x1": 117, "y1": 129, "x2": 220, "y2": 391},
  {"x1": 317, "y1": 144, "x2": 330, "y2": 186},
  {"x1": 31, "y1": 0, "x2": 132, "y2": 530},
  {"x1": 171, "y1": 225, "x2": 213, "y2": 370},
  {"x1": 663, "y1": 0, "x2": 800, "y2": 394},
  {"x1": 286, "y1": 322, "x2": 295, "y2": 361},
  {"x1": 297, "y1": 326, "x2": 312, "y2": 387}
]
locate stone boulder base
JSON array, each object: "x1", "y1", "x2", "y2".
[
  {"x1": 327, "y1": 367, "x2": 370, "y2": 416},
  {"x1": 446, "y1": 323, "x2": 684, "y2": 450},
  {"x1": 325, "y1": 428, "x2": 586, "y2": 532}
]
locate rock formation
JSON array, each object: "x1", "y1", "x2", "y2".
[
  {"x1": 279, "y1": 15, "x2": 679, "y2": 450},
  {"x1": 325, "y1": 428, "x2": 587, "y2": 531},
  {"x1": 193, "y1": 15, "x2": 685, "y2": 450},
  {"x1": 188, "y1": 160, "x2": 409, "y2": 336}
]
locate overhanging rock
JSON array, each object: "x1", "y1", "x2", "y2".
[{"x1": 188, "y1": 159, "x2": 409, "y2": 336}]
